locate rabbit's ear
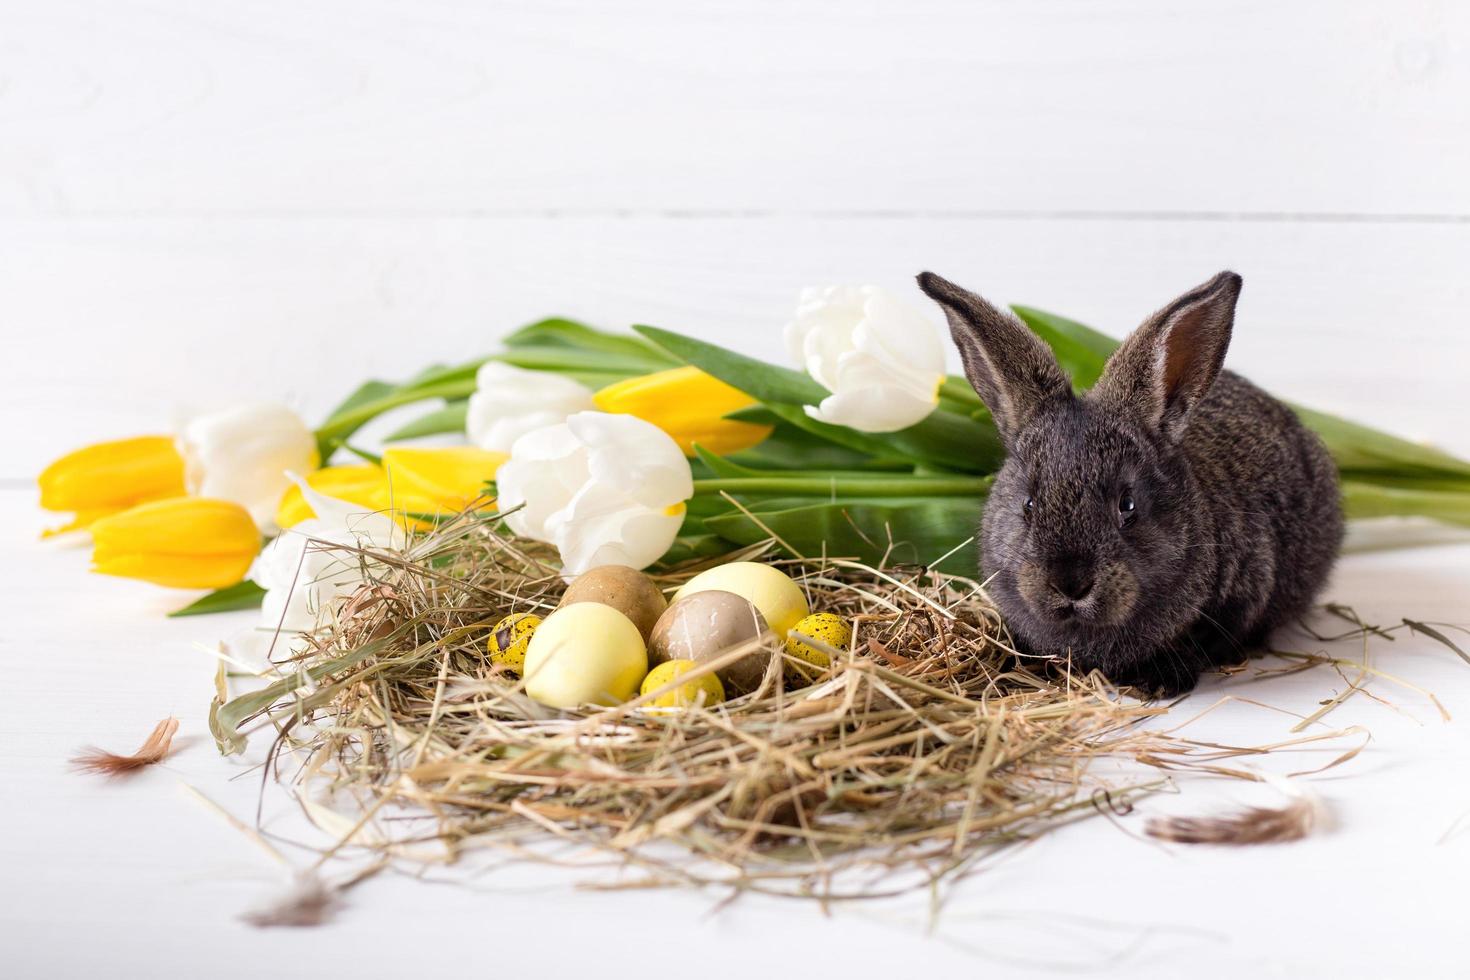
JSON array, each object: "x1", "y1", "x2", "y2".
[
  {"x1": 1095, "y1": 271, "x2": 1241, "y2": 440},
  {"x1": 917, "y1": 271, "x2": 1071, "y2": 445}
]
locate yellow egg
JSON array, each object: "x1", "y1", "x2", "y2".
[
  {"x1": 673, "y1": 562, "x2": 809, "y2": 638},
  {"x1": 523, "y1": 603, "x2": 648, "y2": 709},
  {"x1": 640, "y1": 659, "x2": 725, "y2": 709},
  {"x1": 784, "y1": 612, "x2": 852, "y2": 681},
  {"x1": 488, "y1": 613, "x2": 541, "y2": 674}
]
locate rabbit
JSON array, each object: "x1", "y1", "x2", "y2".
[{"x1": 916, "y1": 270, "x2": 1343, "y2": 696}]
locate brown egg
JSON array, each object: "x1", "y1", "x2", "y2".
[
  {"x1": 649, "y1": 590, "x2": 771, "y2": 694},
  {"x1": 559, "y1": 564, "x2": 668, "y2": 643}
]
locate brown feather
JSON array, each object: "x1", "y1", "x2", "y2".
[
  {"x1": 240, "y1": 875, "x2": 339, "y2": 928},
  {"x1": 71, "y1": 717, "x2": 179, "y2": 776},
  {"x1": 1146, "y1": 791, "x2": 1320, "y2": 845}
]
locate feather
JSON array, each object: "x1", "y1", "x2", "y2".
[
  {"x1": 241, "y1": 874, "x2": 339, "y2": 928},
  {"x1": 71, "y1": 717, "x2": 179, "y2": 776},
  {"x1": 1146, "y1": 780, "x2": 1322, "y2": 845}
]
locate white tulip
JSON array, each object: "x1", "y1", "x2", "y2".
[
  {"x1": 178, "y1": 403, "x2": 318, "y2": 528},
  {"x1": 496, "y1": 411, "x2": 693, "y2": 574},
  {"x1": 250, "y1": 477, "x2": 401, "y2": 642},
  {"x1": 465, "y1": 361, "x2": 595, "y2": 453},
  {"x1": 784, "y1": 285, "x2": 946, "y2": 433}
]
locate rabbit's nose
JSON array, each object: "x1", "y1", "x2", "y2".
[{"x1": 1050, "y1": 568, "x2": 1095, "y2": 602}]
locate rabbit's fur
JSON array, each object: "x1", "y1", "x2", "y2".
[{"x1": 917, "y1": 270, "x2": 1342, "y2": 696}]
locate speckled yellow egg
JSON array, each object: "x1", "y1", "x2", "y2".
[
  {"x1": 649, "y1": 591, "x2": 772, "y2": 694},
  {"x1": 784, "y1": 612, "x2": 852, "y2": 681},
  {"x1": 559, "y1": 564, "x2": 667, "y2": 643},
  {"x1": 488, "y1": 612, "x2": 541, "y2": 674},
  {"x1": 640, "y1": 659, "x2": 725, "y2": 709},
  {"x1": 673, "y1": 562, "x2": 808, "y2": 638},
  {"x1": 523, "y1": 603, "x2": 648, "y2": 709}
]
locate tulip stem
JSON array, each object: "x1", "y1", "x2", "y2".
[
  {"x1": 314, "y1": 379, "x2": 478, "y2": 446},
  {"x1": 692, "y1": 476, "x2": 992, "y2": 497}
]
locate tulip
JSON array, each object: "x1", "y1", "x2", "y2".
[
  {"x1": 381, "y1": 446, "x2": 507, "y2": 517},
  {"x1": 785, "y1": 285, "x2": 946, "y2": 433},
  {"x1": 252, "y1": 478, "x2": 401, "y2": 637},
  {"x1": 178, "y1": 403, "x2": 318, "y2": 528},
  {"x1": 38, "y1": 435, "x2": 187, "y2": 533},
  {"x1": 496, "y1": 411, "x2": 693, "y2": 573},
  {"x1": 90, "y1": 497, "x2": 261, "y2": 589},
  {"x1": 466, "y1": 361, "x2": 595, "y2": 453},
  {"x1": 275, "y1": 464, "x2": 386, "y2": 528},
  {"x1": 592, "y1": 365, "x2": 773, "y2": 456}
]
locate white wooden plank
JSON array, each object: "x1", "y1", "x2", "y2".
[
  {"x1": 1, "y1": 0, "x2": 1468, "y2": 214},
  {"x1": 3, "y1": 215, "x2": 1467, "y2": 480}
]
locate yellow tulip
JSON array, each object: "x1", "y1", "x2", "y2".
[
  {"x1": 381, "y1": 446, "x2": 507, "y2": 517},
  {"x1": 275, "y1": 464, "x2": 385, "y2": 528},
  {"x1": 592, "y1": 366, "x2": 772, "y2": 457},
  {"x1": 38, "y1": 436, "x2": 187, "y2": 531},
  {"x1": 90, "y1": 497, "x2": 261, "y2": 589}
]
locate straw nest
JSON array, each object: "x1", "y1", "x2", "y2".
[{"x1": 214, "y1": 509, "x2": 1366, "y2": 903}]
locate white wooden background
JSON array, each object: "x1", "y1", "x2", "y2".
[{"x1": 4, "y1": 3, "x2": 1470, "y2": 978}]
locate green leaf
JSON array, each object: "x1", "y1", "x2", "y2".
[
  {"x1": 761, "y1": 403, "x2": 1000, "y2": 475},
  {"x1": 504, "y1": 317, "x2": 680, "y2": 363},
  {"x1": 384, "y1": 401, "x2": 470, "y2": 441},
  {"x1": 211, "y1": 638, "x2": 387, "y2": 754},
  {"x1": 1009, "y1": 305, "x2": 1120, "y2": 389},
  {"x1": 498, "y1": 345, "x2": 672, "y2": 377},
  {"x1": 314, "y1": 377, "x2": 478, "y2": 446},
  {"x1": 317, "y1": 379, "x2": 398, "y2": 459},
  {"x1": 703, "y1": 498, "x2": 985, "y2": 577},
  {"x1": 692, "y1": 445, "x2": 767, "y2": 478},
  {"x1": 1342, "y1": 480, "x2": 1470, "y2": 528},
  {"x1": 693, "y1": 473, "x2": 991, "y2": 497},
  {"x1": 323, "y1": 379, "x2": 398, "y2": 425},
  {"x1": 169, "y1": 580, "x2": 266, "y2": 618},
  {"x1": 634, "y1": 325, "x2": 828, "y2": 404},
  {"x1": 1294, "y1": 406, "x2": 1470, "y2": 481},
  {"x1": 656, "y1": 534, "x2": 742, "y2": 567}
]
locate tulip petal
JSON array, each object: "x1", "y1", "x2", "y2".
[
  {"x1": 90, "y1": 497, "x2": 261, "y2": 589},
  {"x1": 179, "y1": 404, "x2": 319, "y2": 528},
  {"x1": 466, "y1": 362, "x2": 595, "y2": 453},
  {"x1": 93, "y1": 552, "x2": 258, "y2": 590},
  {"x1": 38, "y1": 435, "x2": 186, "y2": 513},
  {"x1": 381, "y1": 446, "x2": 506, "y2": 516},
  {"x1": 572, "y1": 412, "x2": 692, "y2": 508},
  {"x1": 786, "y1": 285, "x2": 945, "y2": 433},
  {"x1": 494, "y1": 410, "x2": 694, "y2": 571},
  {"x1": 276, "y1": 465, "x2": 384, "y2": 528},
  {"x1": 592, "y1": 365, "x2": 771, "y2": 456},
  {"x1": 557, "y1": 495, "x2": 686, "y2": 573}
]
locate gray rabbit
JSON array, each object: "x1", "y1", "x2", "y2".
[{"x1": 917, "y1": 270, "x2": 1342, "y2": 695}]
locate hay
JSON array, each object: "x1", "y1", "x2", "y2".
[{"x1": 211, "y1": 509, "x2": 1369, "y2": 904}]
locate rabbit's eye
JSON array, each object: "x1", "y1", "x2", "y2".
[
  {"x1": 1023, "y1": 495, "x2": 1035, "y2": 519},
  {"x1": 1118, "y1": 491, "x2": 1136, "y2": 525}
]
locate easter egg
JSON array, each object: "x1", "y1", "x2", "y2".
[
  {"x1": 488, "y1": 612, "x2": 541, "y2": 674},
  {"x1": 559, "y1": 564, "x2": 668, "y2": 643},
  {"x1": 784, "y1": 612, "x2": 852, "y2": 681},
  {"x1": 673, "y1": 562, "x2": 808, "y2": 638},
  {"x1": 649, "y1": 590, "x2": 772, "y2": 694},
  {"x1": 523, "y1": 603, "x2": 648, "y2": 709},
  {"x1": 640, "y1": 659, "x2": 725, "y2": 709}
]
